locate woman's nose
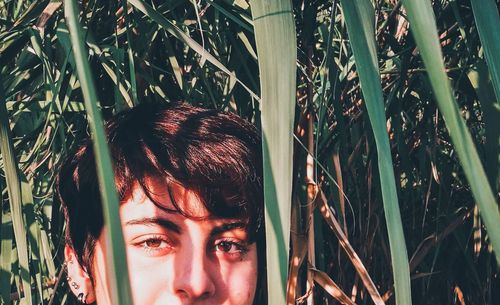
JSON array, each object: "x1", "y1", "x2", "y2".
[{"x1": 173, "y1": 244, "x2": 216, "y2": 301}]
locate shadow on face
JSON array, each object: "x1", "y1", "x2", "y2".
[{"x1": 74, "y1": 181, "x2": 258, "y2": 305}]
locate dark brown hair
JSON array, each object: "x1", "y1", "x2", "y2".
[{"x1": 56, "y1": 102, "x2": 265, "y2": 290}]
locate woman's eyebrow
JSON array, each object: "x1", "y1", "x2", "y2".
[
  {"x1": 210, "y1": 222, "x2": 247, "y2": 237},
  {"x1": 125, "y1": 217, "x2": 181, "y2": 233}
]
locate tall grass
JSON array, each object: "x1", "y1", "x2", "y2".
[
  {"x1": 252, "y1": 1, "x2": 296, "y2": 304},
  {"x1": 0, "y1": 0, "x2": 498, "y2": 304},
  {"x1": 63, "y1": 0, "x2": 133, "y2": 304},
  {"x1": 340, "y1": 1, "x2": 411, "y2": 304},
  {"x1": 401, "y1": 0, "x2": 500, "y2": 267},
  {"x1": 0, "y1": 74, "x2": 32, "y2": 305}
]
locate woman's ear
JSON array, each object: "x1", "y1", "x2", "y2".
[{"x1": 64, "y1": 245, "x2": 96, "y2": 304}]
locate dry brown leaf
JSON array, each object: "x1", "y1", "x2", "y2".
[
  {"x1": 317, "y1": 190, "x2": 385, "y2": 305},
  {"x1": 311, "y1": 269, "x2": 356, "y2": 305}
]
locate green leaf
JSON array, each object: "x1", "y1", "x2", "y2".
[
  {"x1": 0, "y1": 73, "x2": 32, "y2": 305},
  {"x1": 340, "y1": 1, "x2": 412, "y2": 305},
  {"x1": 470, "y1": 0, "x2": 500, "y2": 101},
  {"x1": 251, "y1": 1, "x2": 296, "y2": 304},
  {"x1": 401, "y1": 0, "x2": 500, "y2": 266},
  {"x1": 63, "y1": 1, "x2": 134, "y2": 304}
]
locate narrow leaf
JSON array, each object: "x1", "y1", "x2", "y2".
[
  {"x1": 401, "y1": 0, "x2": 500, "y2": 266},
  {"x1": 0, "y1": 72, "x2": 32, "y2": 305},
  {"x1": 251, "y1": 1, "x2": 297, "y2": 304},
  {"x1": 63, "y1": 1, "x2": 134, "y2": 304},
  {"x1": 340, "y1": 1, "x2": 412, "y2": 304},
  {"x1": 470, "y1": 0, "x2": 500, "y2": 101}
]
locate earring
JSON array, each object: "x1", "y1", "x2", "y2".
[
  {"x1": 77, "y1": 292, "x2": 87, "y2": 304},
  {"x1": 67, "y1": 276, "x2": 80, "y2": 290}
]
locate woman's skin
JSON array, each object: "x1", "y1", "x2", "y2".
[{"x1": 65, "y1": 180, "x2": 258, "y2": 305}]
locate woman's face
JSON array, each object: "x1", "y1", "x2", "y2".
[{"x1": 66, "y1": 182, "x2": 258, "y2": 305}]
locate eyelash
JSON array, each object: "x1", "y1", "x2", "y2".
[
  {"x1": 213, "y1": 238, "x2": 249, "y2": 256},
  {"x1": 136, "y1": 236, "x2": 249, "y2": 257},
  {"x1": 137, "y1": 235, "x2": 173, "y2": 255}
]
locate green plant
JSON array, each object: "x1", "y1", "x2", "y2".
[{"x1": 0, "y1": 1, "x2": 498, "y2": 304}]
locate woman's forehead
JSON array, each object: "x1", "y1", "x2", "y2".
[
  {"x1": 120, "y1": 185, "x2": 251, "y2": 235},
  {"x1": 125, "y1": 179, "x2": 211, "y2": 218}
]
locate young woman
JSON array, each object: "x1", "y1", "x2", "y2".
[{"x1": 57, "y1": 102, "x2": 266, "y2": 305}]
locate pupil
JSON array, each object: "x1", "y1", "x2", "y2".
[
  {"x1": 220, "y1": 241, "x2": 233, "y2": 252},
  {"x1": 146, "y1": 239, "x2": 161, "y2": 248}
]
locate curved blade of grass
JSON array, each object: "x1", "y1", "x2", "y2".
[
  {"x1": 470, "y1": 0, "x2": 500, "y2": 101},
  {"x1": 0, "y1": 74, "x2": 32, "y2": 305},
  {"x1": 63, "y1": 1, "x2": 134, "y2": 304},
  {"x1": 251, "y1": 1, "x2": 296, "y2": 303},
  {"x1": 339, "y1": 1, "x2": 412, "y2": 304},
  {"x1": 401, "y1": 0, "x2": 500, "y2": 266}
]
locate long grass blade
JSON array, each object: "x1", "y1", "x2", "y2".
[
  {"x1": 0, "y1": 73, "x2": 32, "y2": 305},
  {"x1": 339, "y1": 1, "x2": 412, "y2": 304},
  {"x1": 401, "y1": 0, "x2": 500, "y2": 266},
  {"x1": 63, "y1": 1, "x2": 134, "y2": 304},
  {"x1": 251, "y1": 1, "x2": 296, "y2": 303},
  {"x1": 21, "y1": 175, "x2": 43, "y2": 303},
  {"x1": 470, "y1": 0, "x2": 500, "y2": 100}
]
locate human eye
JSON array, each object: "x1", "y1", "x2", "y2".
[
  {"x1": 213, "y1": 238, "x2": 249, "y2": 257},
  {"x1": 133, "y1": 235, "x2": 173, "y2": 257}
]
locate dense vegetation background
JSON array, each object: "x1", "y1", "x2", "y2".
[{"x1": 0, "y1": 0, "x2": 498, "y2": 304}]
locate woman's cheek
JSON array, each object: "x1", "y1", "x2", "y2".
[
  {"x1": 221, "y1": 250, "x2": 258, "y2": 305},
  {"x1": 123, "y1": 243, "x2": 258, "y2": 305},
  {"x1": 126, "y1": 251, "x2": 172, "y2": 304}
]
